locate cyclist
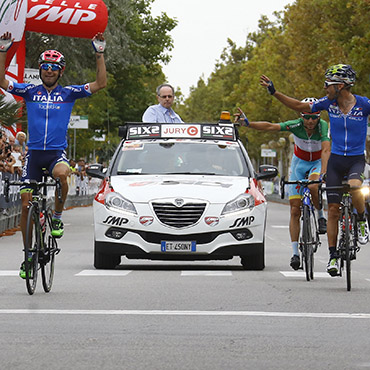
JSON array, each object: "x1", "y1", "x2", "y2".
[
  {"x1": 0, "y1": 31, "x2": 107, "y2": 278},
  {"x1": 259, "y1": 64, "x2": 370, "y2": 276},
  {"x1": 234, "y1": 100, "x2": 330, "y2": 270}
]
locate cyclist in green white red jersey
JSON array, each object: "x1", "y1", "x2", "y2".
[
  {"x1": 0, "y1": 31, "x2": 107, "y2": 279},
  {"x1": 259, "y1": 64, "x2": 370, "y2": 276},
  {"x1": 235, "y1": 99, "x2": 330, "y2": 270}
]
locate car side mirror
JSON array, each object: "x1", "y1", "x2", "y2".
[
  {"x1": 86, "y1": 163, "x2": 106, "y2": 179},
  {"x1": 256, "y1": 165, "x2": 278, "y2": 180}
]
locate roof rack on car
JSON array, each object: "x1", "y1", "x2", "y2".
[{"x1": 118, "y1": 122, "x2": 238, "y2": 141}]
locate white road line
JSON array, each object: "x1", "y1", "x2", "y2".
[
  {"x1": 75, "y1": 270, "x2": 132, "y2": 276},
  {"x1": 0, "y1": 309, "x2": 370, "y2": 319},
  {"x1": 181, "y1": 271, "x2": 232, "y2": 276},
  {"x1": 280, "y1": 271, "x2": 332, "y2": 278},
  {"x1": 0, "y1": 271, "x2": 19, "y2": 276}
]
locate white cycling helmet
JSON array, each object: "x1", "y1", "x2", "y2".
[{"x1": 301, "y1": 97, "x2": 320, "y2": 115}]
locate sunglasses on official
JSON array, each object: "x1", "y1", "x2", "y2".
[
  {"x1": 159, "y1": 95, "x2": 173, "y2": 99},
  {"x1": 40, "y1": 63, "x2": 62, "y2": 71}
]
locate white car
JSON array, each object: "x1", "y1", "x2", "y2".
[{"x1": 87, "y1": 122, "x2": 278, "y2": 270}]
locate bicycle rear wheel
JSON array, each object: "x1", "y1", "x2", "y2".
[
  {"x1": 41, "y1": 208, "x2": 56, "y2": 292},
  {"x1": 25, "y1": 204, "x2": 40, "y2": 295},
  {"x1": 344, "y1": 206, "x2": 351, "y2": 291},
  {"x1": 302, "y1": 205, "x2": 313, "y2": 281}
]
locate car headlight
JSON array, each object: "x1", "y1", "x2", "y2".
[
  {"x1": 105, "y1": 192, "x2": 137, "y2": 215},
  {"x1": 221, "y1": 194, "x2": 255, "y2": 215}
]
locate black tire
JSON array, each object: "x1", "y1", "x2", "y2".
[
  {"x1": 25, "y1": 204, "x2": 40, "y2": 295},
  {"x1": 344, "y1": 206, "x2": 351, "y2": 291},
  {"x1": 41, "y1": 208, "x2": 56, "y2": 293},
  {"x1": 302, "y1": 205, "x2": 313, "y2": 281},
  {"x1": 240, "y1": 242, "x2": 265, "y2": 270},
  {"x1": 94, "y1": 241, "x2": 121, "y2": 269}
]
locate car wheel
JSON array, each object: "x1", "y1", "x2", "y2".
[
  {"x1": 94, "y1": 241, "x2": 121, "y2": 269},
  {"x1": 240, "y1": 242, "x2": 265, "y2": 270}
]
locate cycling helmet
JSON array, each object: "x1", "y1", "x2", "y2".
[
  {"x1": 324, "y1": 64, "x2": 356, "y2": 86},
  {"x1": 38, "y1": 50, "x2": 66, "y2": 70},
  {"x1": 301, "y1": 97, "x2": 320, "y2": 115}
]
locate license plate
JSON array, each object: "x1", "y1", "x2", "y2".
[{"x1": 161, "y1": 241, "x2": 196, "y2": 252}]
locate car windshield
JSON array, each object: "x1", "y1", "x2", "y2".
[{"x1": 112, "y1": 140, "x2": 251, "y2": 177}]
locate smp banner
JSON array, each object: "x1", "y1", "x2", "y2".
[{"x1": 26, "y1": 0, "x2": 108, "y2": 38}]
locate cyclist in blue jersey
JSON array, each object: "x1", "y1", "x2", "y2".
[
  {"x1": 0, "y1": 31, "x2": 107, "y2": 278},
  {"x1": 259, "y1": 64, "x2": 370, "y2": 276}
]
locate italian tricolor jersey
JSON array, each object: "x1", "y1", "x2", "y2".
[{"x1": 280, "y1": 118, "x2": 329, "y2": 162}]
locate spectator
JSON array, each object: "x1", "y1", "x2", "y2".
[{"x1": 15, "y1": 131, "x2": 27, "y2": 154}]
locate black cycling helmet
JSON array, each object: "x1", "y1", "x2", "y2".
[{"x1": 325, "y1": 64, "x2": 356, "y2": 86}]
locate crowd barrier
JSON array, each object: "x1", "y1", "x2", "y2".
[{"x1": 0, "y1": 172, "x2": 101, "y2": 236}]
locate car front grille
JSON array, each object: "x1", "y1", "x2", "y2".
[{"x1": 152, "y1": 202, "x2": 207, "y2": 228}]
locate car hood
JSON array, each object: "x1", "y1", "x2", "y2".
[{"x1": 110, "y1": 175, "x2": 252, "y2": 203}]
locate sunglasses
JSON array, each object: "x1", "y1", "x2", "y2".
[
  {"x1": 159, "y1": 95, "x2": 173, "y2": 99},
  {"x1": 302, "y1": 114, "x2": 320, "y2": 120},
  {"x1": 41, "y1": 63, "x2": 62, "y2": 71},
  {"x1": 324, "y1": 80, "x2": 342, "y2": 88}
]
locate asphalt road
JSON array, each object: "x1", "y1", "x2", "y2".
[{"x1": 1, "y1": 202, "x2": 370, "y2": 370}]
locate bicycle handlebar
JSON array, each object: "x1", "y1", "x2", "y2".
[
  {"x1": 279, "y1": 176, "x2": 322, "y2": 200},
  {"x1": 4, "y1": 178, "x2": 62, "y2": 203}
]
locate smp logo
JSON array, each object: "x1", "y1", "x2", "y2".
[
  {"x1": 128, "y1": 125, "x2": 160, "y2": 138},
  {"x1": 103, "y1": 216, "x2": 129, "y2": 226},
  {"x1": 229, "y1": 216, "x2": 255, "y2": 228},
  {"x1": 27, "y1": 2, "x2": 98, "y2": 26}
]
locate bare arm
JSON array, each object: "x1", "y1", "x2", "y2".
[
  {"x1": 260, "y1": 75, "x2": 311, "y2": 113},
  {"x1": 89, "y1": 33, "x2": 107, "y2": 94},
  {"x1": 320, "y1": 140, "x2": 330, "y2": 174},
  {"x1": 249, "y1": 121, "x2": 281, "y2": 131},
  {"x1": 234, "y1": 107, "x2": 281, "y2": 131}
]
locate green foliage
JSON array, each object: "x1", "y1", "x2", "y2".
[
  {"x1": 180, "y1": 0, "x2": 370, "y2": 168},
  {"x1": 0, "y1": 94, "x2": 26, "y2": 128}
]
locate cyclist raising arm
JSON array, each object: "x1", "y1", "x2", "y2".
[
  {"x1": 0, "y1": 31, "x2": 107, "y2": 279},
  {"x1": 235, "y1": 102, "x2": 330, "y2": 270},
  {"x1": 260, "y1": 65, "x2": 370, "y2": 276}
]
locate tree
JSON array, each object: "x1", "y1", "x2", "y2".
[{"x1": 0, "y1": 94, "x2": 26, "y2": 130}]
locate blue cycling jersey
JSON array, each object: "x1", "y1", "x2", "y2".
[
  {"x1": 312, "y1": 95, "x2": 370, "y2": 156},
  {"x1": 7, "y1": 81, "x2": 91, "y2": 150}
]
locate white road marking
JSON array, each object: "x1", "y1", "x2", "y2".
[
  {"x1": 0, "y1": 271, "x2": 19, "y2": 276},
  {"x1": 280, "y1": 271, "x2": 332, "y2": 278},
  {"x1": 75, "y1": 270, "x2": 132, "y2": 276},
  {"x1": 181, "y1": 271, "x2": 232, "y2": 276},
  {"x1": 0, "y1": 309, "x2": 370, "y2": 319}
]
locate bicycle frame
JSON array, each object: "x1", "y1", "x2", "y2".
[
  {"x1": 280, "y1": 177, "x2": 322, "y2": 281},
  {"x1": 4, "y1": 175, "x2": 62, "y2": 294}
]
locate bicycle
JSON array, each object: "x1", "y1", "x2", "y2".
[
  {"x1": 4, "y1": 174, "x2": 62, "y2": 295},
  {"x1": 323, "y1": 183, "x2": 366, "y2": 291},
  {"x1": 280, "y1": 176, "x2": 322, "y2": 281}
]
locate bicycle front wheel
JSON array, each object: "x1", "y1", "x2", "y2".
[
  {"x1": 41, "y1": 208, "x2": 56, "y2": 293},
  {"x1": 344, "y1": 206, "x2": 351, "y2": 291},
  {"x1": 25, "y1": 204, "x2": 40, "y2": 295},
  {"x1": 302, "y1": 205, "x2": 314, "y2": 281}
]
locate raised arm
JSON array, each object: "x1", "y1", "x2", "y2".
[
  {"x1": 234, "y1": 107, "x2": 281, "y2": 131},
  {"x1": 0, "y1": 32, "x2": 13, "y2": 91},
  {"x1": 89, "y1": 32, "x2": 107, "y2": 94},
  {"x1": 260, "y1": 75, "x2": 311, "y2": 113}
]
